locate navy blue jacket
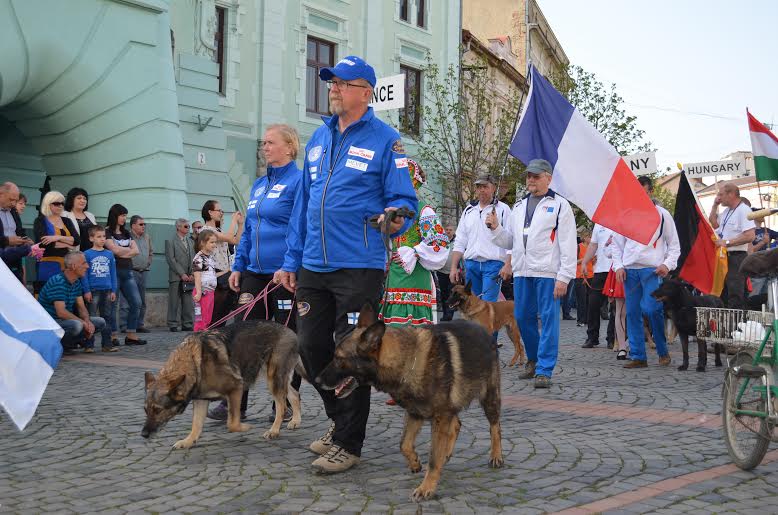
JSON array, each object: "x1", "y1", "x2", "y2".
[
  {"x1": 233, "y1": 161, "x2": 302, "y2": 274},
  {"x1": 282, "y1": 107, "x2": 417, "y2": 272}
]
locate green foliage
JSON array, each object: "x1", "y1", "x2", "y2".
[{"x1": 402, "y1": 57, "x2": 525, "y2": 222}]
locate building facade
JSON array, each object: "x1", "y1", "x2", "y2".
[{"x1": 0, "y1": 0, "x2": 460, "y2": 325}]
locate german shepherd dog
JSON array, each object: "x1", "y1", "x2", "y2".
[
  {"x1": 447, "y1": 281, "x2": 525, "y2": 366},
  {"x1": 141, "y1": 321, "x2": 304, "y2": 448},
  {"x1": 316, "y1": 304, "x2": 503, "y2": 501},
  {"x1": 651, "y1": 278, "x2": 724, "y2": 372}
]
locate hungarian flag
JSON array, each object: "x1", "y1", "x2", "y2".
[
  {"x1": 748, "y1": 110, "x2": 778, "y2": 181},
  {"x1": 674, "y1": 173, "x2": 727, "y2": 295}
]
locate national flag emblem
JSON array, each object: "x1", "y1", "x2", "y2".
[
  {"x1": 509, "y1": 65, "x2": 660, "y2": 245},
  {"x1": 347, "y1": 312, "x2": 360, "y2": 325},
  {"x1": 277, "y1": 299, "x2": 293, "y2": 310},
  {"x1": 748, "y1": 110, "x2": 778, "y2": 182},
  {"x1": 674, "y1": 173, "x2": 728, "y2": 295},
  {"x1": 0, "y1": 260, "x2": 64, "y2": 430}
]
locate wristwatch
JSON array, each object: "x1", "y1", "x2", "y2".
[{"x1": 725, "y1": 240, "x2": 730, "y2": 247}]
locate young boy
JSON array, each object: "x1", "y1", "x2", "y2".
[{"x1": 81, "y1": 225, "x2": 119, "y2": 352}]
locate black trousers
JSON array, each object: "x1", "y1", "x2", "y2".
[
  {"x1": 237, "y1": 271, "x2": 300, "y2": 412},
  {"x1": 575, "y1": 278, "x2": 589, "y2": 323},
  {"x1": 296, "y1": 267, "x2": 384, "y2": 457},
  {"x1": 586, "y1": 272, "x2": 614, "y2": 344},
  {"x1": 722, "y1": 251, "x2": 748, "y2": 310},
  {"x1": 436, "y1": 271, "x2": 454, "y2": 320}
]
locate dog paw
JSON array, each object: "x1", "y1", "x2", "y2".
[
  {"x1": 172, "y1": 439, "x2": 194, "y2": 450},
  {"x1": 286, "y1": 419, "x2": 300, "y2": 430},
  {"x1": 408, "y1": 459, "x2": 422, "y2": 473},
  {"x1": 262, "y1": 429, "x2": 280, "y2": 439},
  {"x1": 488, "y1": 455, "x2": 504, "y2": 468},
  {"x1": 677, "y1": 364, "x2": 688, "y2": 371},
  {"x1": 228, "y1": 423, "x2": 251, "y2": 433},
  {"x1": 410, "y1": 485, "x2": 436, "y2": 502},
  {"x1": 696, "y1": 366, "x2": 706, "y2": 372}
]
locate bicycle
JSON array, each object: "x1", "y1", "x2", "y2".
[{"x1": 696, "y1": 272, "x2": 777, "y2": 470}]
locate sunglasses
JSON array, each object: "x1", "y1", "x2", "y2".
[
  {"x1": 50, "y1": 201, "x2": 65, "y2": 207},
  {"x1": 136, "y1": 223, "x2": 146, "y2": 226}
]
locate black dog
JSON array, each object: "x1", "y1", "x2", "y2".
[{"x1": 652, "y1": 278, "x2": 724, "y2": 372}]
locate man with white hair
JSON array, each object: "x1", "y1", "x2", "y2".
[
  {"x1": 0, "y1": 182, "x2": 32, "y2": 280},
  {"x1": 165, "y1": 218, "x2": 195, "y2": 331},
  {"x1": 38, "y1": 251, "x2": 107, "y2": 353}
]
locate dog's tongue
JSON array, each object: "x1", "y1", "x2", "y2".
[{"x1": 335, "y1": 376, "x2": 354, "y2": 397}]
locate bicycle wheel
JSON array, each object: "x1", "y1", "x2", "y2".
[{"x1": 722, "y1": 351, "x2": 771, "y2": 470}]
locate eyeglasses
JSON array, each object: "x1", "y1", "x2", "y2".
[
  {"x1": 137, "y1": 223, "x2": 146, "y2": 226},
  {"x1": 211, "y1": 208, "x2": 224, "y2": 213},
  {"x1": 182, "y1": 225, "x2": 190, "y2": 229},
  {"x1": 326, "y1": 80, "x2": 370, "y2": 91},
  {"x1": 50, "y1": 202, "x2": 64, "y2": 207}
]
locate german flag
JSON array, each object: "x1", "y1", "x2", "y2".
[{"x1": 673, "y1": 173, "x2": 727, "y2": 295}]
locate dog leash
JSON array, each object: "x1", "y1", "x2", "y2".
[{"x1": 205, "y1": 282, "x2": 282, "y2": 330}]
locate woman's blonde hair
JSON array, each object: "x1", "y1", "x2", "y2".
[
  {"x1": 265, "y1": 124, "x2": 300, "y2": 161},
  {"x1": 40, "y1": 191, "x2": 65, "y2": 217}
]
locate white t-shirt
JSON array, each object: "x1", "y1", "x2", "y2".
[
  {"x1": 590, "y1": 224, "x2": 613, "y2": 273},
  {"x1": 717, "y1": 202, "x2": 755, "y2": 252}
]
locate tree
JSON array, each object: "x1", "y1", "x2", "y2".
[{"x1": 402, "y1": 57, "x2": 526, "y2": 223}]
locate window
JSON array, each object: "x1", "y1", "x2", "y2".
[
  {"x1": 400, "y1": 65, "x2": 421, "y2": 135},
  {"x1": 214, "y1": 6, "x2": 226, "y2": 95},
  {"x1": 399, "y1": 0, "x2": 409, "y2": 22},
  {"x1": 306, "y1": 37, "x2": 335, "y2": 116},
  {"x1": 416, "y1": 0, "x2": 425, "y2": 28}
]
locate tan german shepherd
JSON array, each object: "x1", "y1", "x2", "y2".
[
  {"x1": 316, "y1": 304, "x2": 504, "y2": 501},
  {"x1": 447, "y1": 281, "x2": 525, "y2": 366},
  {"x1": 141, "y1": 321, "x2": 304, "y2": 449}
]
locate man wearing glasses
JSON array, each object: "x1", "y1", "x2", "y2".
[
  {"x1": 274, "y1": 55, "x2": 417, "y2": 474},
  {"x1": 165, "y1": 218, "x2": 195, "y2": 332}
]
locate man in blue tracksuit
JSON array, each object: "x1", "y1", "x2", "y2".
[{"x1": 274, "y1": 56, "x2": 417, "y2": 474}]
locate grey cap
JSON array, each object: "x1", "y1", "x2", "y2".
[
  {"x1": 474, "y1": 174, "x2": 496, "y2": 185},
  {"x1": 526, "y1": 159, "x2": 553, "y2": 175}
]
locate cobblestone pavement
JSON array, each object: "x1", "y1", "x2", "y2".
[{"x1": 3, "y1": 315, "x2": 778, "y2": 514}]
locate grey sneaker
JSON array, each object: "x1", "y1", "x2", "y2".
[
  {"x1": 518, "y1": 361, "x2": 536, "y2": 380},
  {"x1": 534, "y1": 375, "x2": 552, "y2": 389},
  {"x1": 311, "y1": 445, "x2": 360, "y2": 474},
  {"x1": 309, "y1": 422, "x2": 336, "y2": 455}
]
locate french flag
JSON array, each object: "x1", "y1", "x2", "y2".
[
  {"x1": 509, "y1": 66, "x2": 660, "y2": 245},
  {"x1": 0, "y1": 260, "x2": 63, "y2": 430}
]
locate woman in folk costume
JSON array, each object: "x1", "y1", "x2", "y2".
[{"x1": 380, "y1": 159, "x2": 450, "y2": 327}]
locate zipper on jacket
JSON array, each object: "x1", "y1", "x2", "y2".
[
  {"x1": 253, "y1": 173, "x2": 278, "y2": 273},
  {"x1": 363, "y1": 216, "x2": 369, "y2": 248},
  {"x1": 320, "y1": 125, "x2": 354, "y2": 264}
]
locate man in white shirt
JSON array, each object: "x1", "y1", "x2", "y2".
[
  {"x1": 580, "y1": 223, "x2": 615, "y2": 348},
  {"x1": 486, "y1": 159, "x2": 577, "y2": 388},
  {"x1": 450, "y1": 174, "x2": 511, "y2": 303},
  {"x1": 612, "y1": 176, "x2": 681, "y2": 369},
  {"x1": 708, "y1": 182, "x2": 756, "y2": 309}
]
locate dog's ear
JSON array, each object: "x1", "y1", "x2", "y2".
[
  {"x1": 144, "y1": 371, "x2": 155, "y2": 390},
  {"x1": 357, "y1": 303, "x2": 377, "y2": 328},
  {"x1": 361, "y1": 320, "x2": 386, "y2": 353},
  {"x1": 465, "y1": 280, "x2": 472, "y2": 294},
  {"x1": 167, "y1": 374, "x2": 187, "y2": 400}
]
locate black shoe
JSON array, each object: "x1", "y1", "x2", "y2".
[
  {"x1": 581, "y1": 341, "x2": 599, "y2": 348},
  {"x1": 182, "y1": 326, "x2": 194, "y2": 332},
  {"x1": 576, "y1": 322, "x2": 585, "y2": 327},
  {"x1": 208, "y1": 402, "x2": 246, "y2": 421},
  {"x1": 169, "y1": 327, "x2": 179, "y2": 332},
  {"x1": 562, "y1": 315, "x2": 574, "y2": 320},
  {"x1": 137, "y1": 327, "x2": 151, "y2": 334},
  {"x1": 606, "y1": 341, "x2": 614, "y2": 350},
  {"x1": 125, "y1": 337, "x2": 147, "y2": 346}
]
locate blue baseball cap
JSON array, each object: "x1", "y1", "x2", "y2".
[{"x1": 319, "y1": 56, "x2": 377, "y2": 87}]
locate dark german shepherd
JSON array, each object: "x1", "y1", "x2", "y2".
[
  {"x1": 141, "y1": 321, "x2": 304, "y2": 448},
  {"x1": 447, "y1": 281, "x2": 525, "y2": 366},
  {"x1": 316, "y1": 304, "x2": 503, "y2": 501},
  {"x1": 651, "y1": 278, "x2": 724, "y2": 372}
]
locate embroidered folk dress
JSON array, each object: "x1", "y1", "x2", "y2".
[{"x1": 380, "y1": 201, "x2": 449, "y2": 325}]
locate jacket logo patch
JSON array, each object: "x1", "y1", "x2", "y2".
[
  {"x1": 348, "y1": 146, "x2": 375, "y2": 160},
  {"x1": 391, "y1": 139, "x2": 405, "y2": 153},
  {"x1": 395, "y1": 157, "x2": 408, "y2": 169},
  {"x1": 254, "y1": 186, "x2": 265, "y2": 198},
  {"x1": 297, "y1": 302, "x2": 311, "y2": 316},
  {"x1": 308, "y1": 145, "x2": 323, "y2": 162},
  {"x1": 345, "y1": 158, "x2": 368, "y2": 172},
  {"x1": 271, "y1": 184, "x2": 287, "y2": 192},
  {"x1": 545, "y1": 206, "x2": 554, "y2": 213},
  {"x1": 267, "y1": 192, "x2": 281, "y2": 199}
]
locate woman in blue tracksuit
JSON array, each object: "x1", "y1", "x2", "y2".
[{"x1": 207, "y1": 124, "x2": 302, "y2": 422}]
